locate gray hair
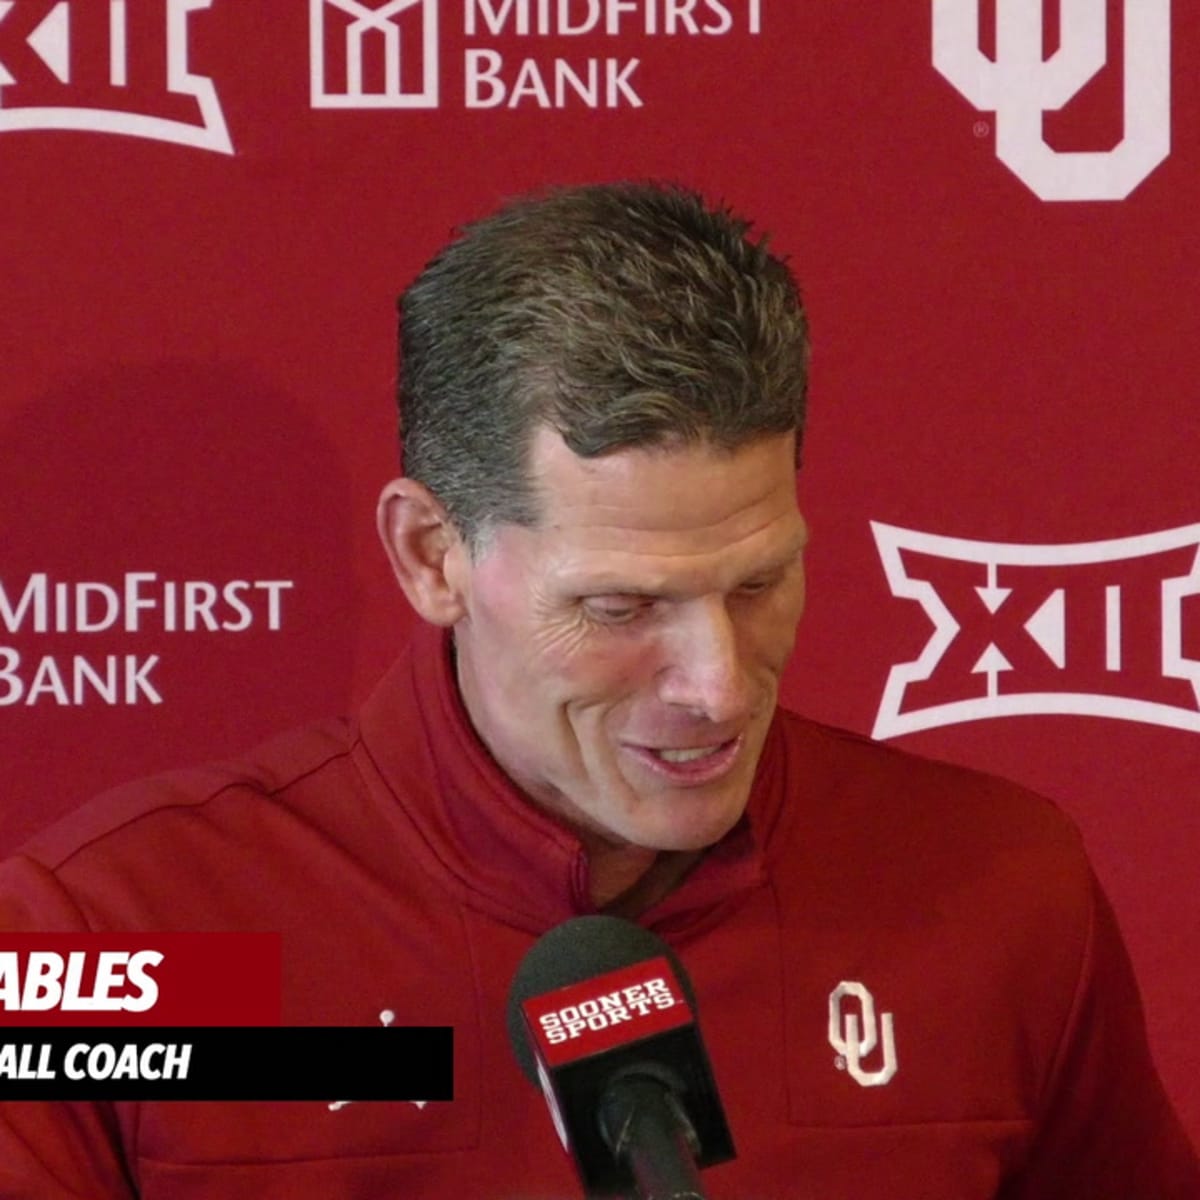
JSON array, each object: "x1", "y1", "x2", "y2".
[{"x1": 398, "y1": 181, "x2": 809, "y2": 552}]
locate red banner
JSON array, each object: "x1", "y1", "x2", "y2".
[{"x1": 0, "y1": 934, "x2": 281, "y2": 1026}]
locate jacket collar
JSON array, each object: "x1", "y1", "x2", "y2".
[{"x1": 357, "y1": 621, "x2": 784, "y2": 935}]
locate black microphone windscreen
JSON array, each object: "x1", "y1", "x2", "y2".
[
  {"x1": 506, "y1": 915, "x2": 697, "y2": 1084},
  {"x1": 506, "y1": 915, "x2": 734, "y2": 1196}
]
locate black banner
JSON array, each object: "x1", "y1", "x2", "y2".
[{"x1": 0, "y1": 1027, "x2": 452, "y2": 1101}]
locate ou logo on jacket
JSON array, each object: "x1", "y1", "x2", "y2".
[
  {"x1": 932, "y1": 0, "x2": 1171, "y2": 200},
  {"x1": 828, "y1": 982, "x2": 898, "y2": 1088}
]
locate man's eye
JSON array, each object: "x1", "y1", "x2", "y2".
[
  {"x1": 582, "y1": 597, "x2": 648, "y2": 624},
  {"x1": 736, "y1": 579, "x2": 774, "y2": 597}
]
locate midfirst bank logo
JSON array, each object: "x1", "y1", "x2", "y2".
[
  {"x1": 0, "y1": 572, "x2": 294, "y2": 707},
  {"x1": 311, "y1": 0, "x2": 438, "y2": 108},
  {"x1": 0, "y1": 0, "x2": 232, "y2": 152},
  {"x1": 932, "y1": 0, "x2": 1171, "y2": 200},
  {"x1": 311, "y1": 0, "x2": 763, "y2": 111},
  {"x1": 871, "y1": 522, "x2": 1200, "y2": 739}
]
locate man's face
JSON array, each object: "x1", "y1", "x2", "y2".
[{"x1": 453, "y1": 428, "x2": 808, "y2": 854}]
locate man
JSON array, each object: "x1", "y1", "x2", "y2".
[{"x1": 0, "y1": 182, "x2": 1196, "y2": 1197}]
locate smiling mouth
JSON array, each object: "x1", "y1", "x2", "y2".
[
  {"x1": 628, "y1": 736, "x2": 744, "y2": 784},
  {"x1": 655, "y1": 746, "x2": 723, "y2": 763}
]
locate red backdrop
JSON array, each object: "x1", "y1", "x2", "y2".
[{"x1": 2, "y1": 0, "x2": 1197, "y2": 1142}]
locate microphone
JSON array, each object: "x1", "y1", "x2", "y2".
[{"x1": 506, "y1": 915, "x2": 735, "y2": 1199}]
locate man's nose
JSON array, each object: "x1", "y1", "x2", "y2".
[{"x1": 656, "y1": 598, "x2": 752, "y2": 724}]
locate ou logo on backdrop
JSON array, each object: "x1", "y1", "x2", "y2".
[{"x1": 932, "y1": 0, "x2": 1171, "y2": 200}]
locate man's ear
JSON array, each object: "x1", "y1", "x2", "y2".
[{"x1": 377, "y1": 478, "x2": 470, "y2": 626}]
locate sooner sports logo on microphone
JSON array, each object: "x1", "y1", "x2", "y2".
[
  {"x1": 508, "y1": 917, "x2": 735, "y2": 1197},
  {"x1": 525, "y1": 960, "x2": 691, "y2": 1064}
]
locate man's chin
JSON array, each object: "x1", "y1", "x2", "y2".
[{"x1": 627, "y1": 788, "x2": 751, "y2": 853}]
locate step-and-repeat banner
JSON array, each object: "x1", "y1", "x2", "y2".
[{"x1": 2, "y1": 0, "x2": 1197, "y2": 1141}]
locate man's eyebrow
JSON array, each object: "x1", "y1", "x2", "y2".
[
  {"x1": 717, "y1": 534, "x2": 808, "y2": 587},
  {"x1": 567, "y1": 578, "x2": 673, "y2": 599},
  {"x1": 562, "y1": 537, "x2": 808, "y2": 598},
  {"x1": 749, "y1": 537, "x2": 808, "y2": 577}
]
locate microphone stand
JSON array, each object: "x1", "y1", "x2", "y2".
[{"x1": 597, "y1": 1072, "x2": 706, "y2": 1200}]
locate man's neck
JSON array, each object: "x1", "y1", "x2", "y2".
[{"x1": 585, "y1": 838, "x2": 704, "y2": 916}]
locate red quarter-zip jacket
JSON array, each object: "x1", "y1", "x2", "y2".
[{"x1": 0, "y1": 622, "x2": 1196, "y2": 1198}]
